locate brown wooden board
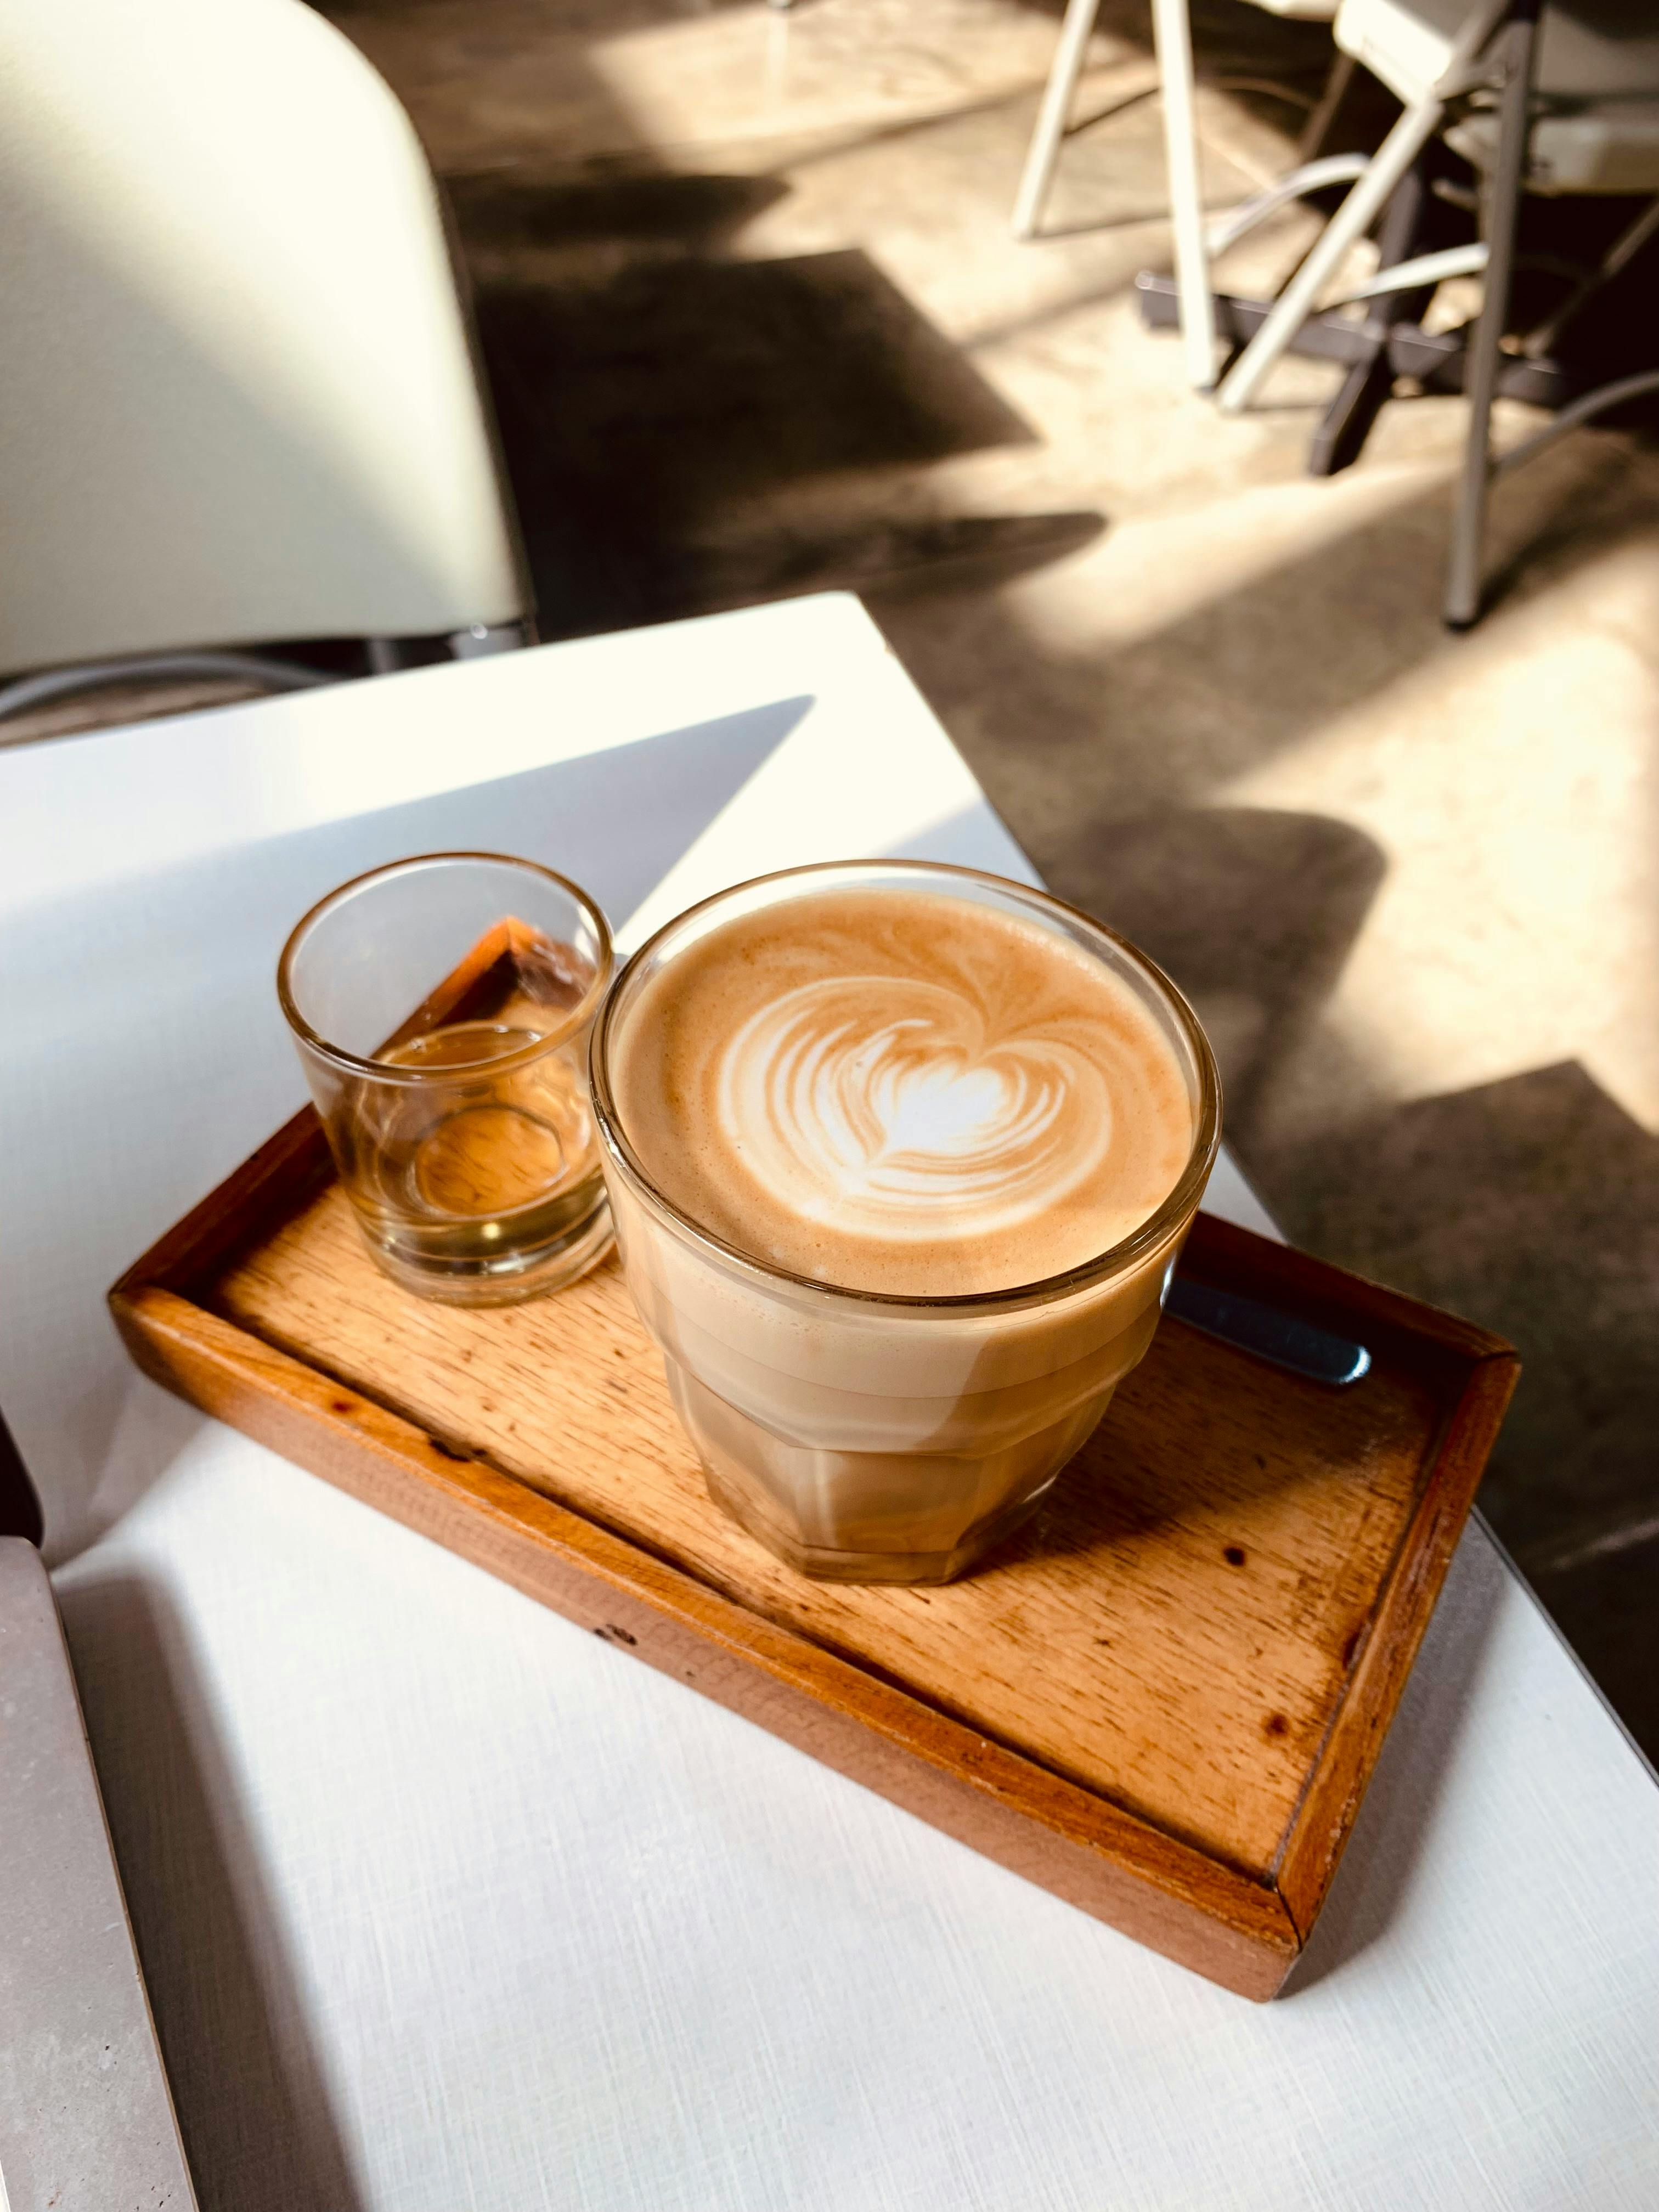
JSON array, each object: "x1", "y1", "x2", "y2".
[{"x1": 111, "y1": 1112, "x2": 1516, "y2": 2000}]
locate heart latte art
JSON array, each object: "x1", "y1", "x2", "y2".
[
  {"x1": 612, "y1": 887, "x2": 1194, "y2": 1295},
  {"x1": 718, "y1": 976, "x2": 1114, "y2": 1236}
]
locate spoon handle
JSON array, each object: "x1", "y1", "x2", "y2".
[{"x1": 1166, "y1": 1276, "x2": 1372, "y2": 1389}]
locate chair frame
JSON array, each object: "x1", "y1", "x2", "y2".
[
  {"x1": 1136, "y1": 0, "x2": 1659, "y2": 625},
  {"x1": 1013, "y1": 0, "x2": 1232, "y2": 387}
]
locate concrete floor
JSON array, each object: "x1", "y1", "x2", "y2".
[{"x1": 321, "y1": 0, "x2": 1656, "y2": 1755}]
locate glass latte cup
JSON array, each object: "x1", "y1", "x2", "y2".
[{"x1": 591, "y1": 861, "x2": 1221, "y2": 1584}]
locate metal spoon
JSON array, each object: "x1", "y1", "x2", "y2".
[{"x1": 1166, "y1": 1276, "x2": 1372, "y2": 1388}]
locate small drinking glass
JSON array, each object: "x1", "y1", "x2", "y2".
[{"x1": 279, "y1": 853, "x2": 613, "y2": 1305}]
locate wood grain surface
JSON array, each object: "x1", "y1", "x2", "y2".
[{"x1": 111, "y1": 1116, "x2": 1517, "y2": 1997}]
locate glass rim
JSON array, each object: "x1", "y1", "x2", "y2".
[
  {"x1": 590, "y1": 857, "x2": 1222, "y2": 1314},
  {"x1": 277, "y1": 850, "x2": 614, "y2": 1083}
]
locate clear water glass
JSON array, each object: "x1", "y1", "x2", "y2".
[{"x1": 279, "y1": 852, "x2": 613, "y2": 1305}]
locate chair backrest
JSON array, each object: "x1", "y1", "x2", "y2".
[
  {"x1": 1337, "y1": 0, "x2": 1659, "y2": 191},
  {"x1": 0, "y1": 0, "x2": 528, "y2": 676}
]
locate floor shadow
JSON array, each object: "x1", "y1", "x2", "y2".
[
  {"x1": 428, "y1": 66, "x2": 1091, "y2": 631},
  {"x1": 475, "y1": 246, "x2": 1042, "y2": 635},
  {"x1": 1283, "y1": 1522, "x2": 1508, "y2": 1990},
  {"x1": 447, "y1": 167, "x2": 791, "y2": 265},
  {"x1": 687, "y1": 507, "x2": 1109, "y2": 615},
  {"x1": 1038, "y1": 805, "x2": 1387, "y2": 1143},
  {"x1": 1528, "y1": 1529, "x2": 1659, "y2": 1775},
  {"x1": 55, "y1": 1573, "x2": 366, "y2": 2212},
  {"x1": 1255, "y1": 1062, "x2": 1659, "y2": 1763},
  {"x1": 875, "y1": 441, "x2": 1654, "y2": 828}
]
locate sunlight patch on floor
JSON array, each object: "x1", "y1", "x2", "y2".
[{"x1": 1222, "y1": 537, "x2": 1659, "y2": 1133}]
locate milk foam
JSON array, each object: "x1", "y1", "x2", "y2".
[
  {"x1": 612, "y1": 887, "x2": 1194, "y2": 1296},
  {"x1": 718, "y1": 977, "x2": 1113, "y2": 1237}
]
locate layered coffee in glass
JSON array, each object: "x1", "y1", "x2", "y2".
[{"x1": 591, "y1": 861, "x2": 1220, "y2": 1584}]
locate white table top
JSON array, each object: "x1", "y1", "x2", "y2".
[{"x1": 3, "y1": 595, "x2": 1655, "y2": 2212}]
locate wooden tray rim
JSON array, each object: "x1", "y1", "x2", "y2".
[{"x1": 110, "y1": 1107, "x2": 1519, "y2": 1999}]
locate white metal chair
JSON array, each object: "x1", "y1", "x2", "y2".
[
  {"x1": 1209, "y1": 0, "x2": 1659, "y2": 622},
  {"x1": 1012, "y1": 0, "x2": 1340, "y2": 389},
  {"x1": 0, "y1": 0, "x2": 532, "y2": 720}
]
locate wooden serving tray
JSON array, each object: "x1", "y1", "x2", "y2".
[{"x1": 112, "y1": 1116, "x2": 1516, "y2": 2000}]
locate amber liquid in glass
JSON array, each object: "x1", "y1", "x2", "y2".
[{"x1": 334, "y1": 957, "x2": 605, "y2": 1290}]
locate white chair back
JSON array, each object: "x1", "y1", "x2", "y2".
[
  {"x1": 0, "y1": 0, "x2": 527, "y2": 676},
  {"x1": 1337, "y1": 0, "x2": 1659, "y2": 193}
]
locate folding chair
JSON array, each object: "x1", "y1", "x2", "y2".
[
  {"x1": 1203, "y1": 0, "x2": 1659, "y2": 623},
  {"x1": 1013, "y1": 0, "x2": 1339, "y2": 390}
]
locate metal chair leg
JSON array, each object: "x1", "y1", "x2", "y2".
[
  {"x1": 1297, "y1": 50, "x2": 1358, "y2": 166},
  {"x1": 1215, "y1": 99, "x2": 1443, "y2": 413},
  {"x1": 1150, "y1": 0, "x2": 1217, "y2": 388},
  {"x1": 1217, "y1": 0, "x2": 1513, "y2": 415},
  {"x1": 1012, "y1": 0, "x2": 1103, "y2": 239},
  {"x1": 1444, "y1": 0, "x2": 1541, "y2": 630},
  {"x1": 1310, "y1": 165, "x2": 1431, "y2": 477},
  {"x1": 1016, "y1": 0, "x2": 1214, "y2": 388}
]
